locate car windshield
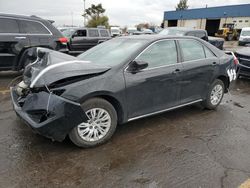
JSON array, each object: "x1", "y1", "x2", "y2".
[
  {"x1": 241, "y1": 31, "x2": 250, "y2": 36},
  {"x1": 62, "y1": 28, "x2": 76, "y2": 38},
  {"x1": 78, "y1": 38, "x2": 148, "y2": 66},
  {"x1": 159, "y1": 28, "x2": 186, "y2": 36}
]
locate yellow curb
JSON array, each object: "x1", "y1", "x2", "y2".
[{"x1": 239, "y1": 179, "x2": 250, "y2": 188}]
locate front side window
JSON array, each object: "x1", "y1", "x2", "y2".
[
  {"x1": 75, "y1": 30, "x2": 87, "y2": 37},
  {"x1": 89, "y1": 29, "x2": 99, "y2": 37},
  {"x1": 19, "y1": 20, "x2": 50, "y2": 34},
  {"x1": 136, "y1": 40, "x2": 177, "y2": 69},
  {"x1": 179, "y1": 39, "x2": 205, "y2": 61},
  {"x1": 0, "y1": 18, "x2": 19, "y2": 33}
]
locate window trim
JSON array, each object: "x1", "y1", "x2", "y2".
[
  {"x1": 0, "y1": 16, "x2": 52, "y2": 36},
  {"x1": 125, "y1": 39, "x2": 179, "y2": 72}
]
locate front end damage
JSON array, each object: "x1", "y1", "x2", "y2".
[
  {"x1": 10, "y1": 47, "x2": 110, "y2": 142},
  {"x1": 11, "y1": 87, "x2": 88, "y2": 141}
]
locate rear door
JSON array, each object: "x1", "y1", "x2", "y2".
[
  {"x1": 177, "y1": 39, "x2": 219, "y2": 104},
  {"x1": 0, "y1": 17, "x2": 29, "y2": 70}
]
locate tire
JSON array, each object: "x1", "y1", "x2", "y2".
[
  {"x1": 227, "y1": 34, "x2": 234, "y2": 41},
  {"x1": 69, "y1": 98, "x2": 117, "y2": 148},
  {"x1": 202, "y1": 79, "x2": 225, "y2": 110}
]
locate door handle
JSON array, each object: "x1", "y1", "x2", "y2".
[
  {"x1": 212, "y1": 62, "x2": 217, "y2": 66},
  {"x1": 15, "y1": 36, "x2": 27, "y2": 40}
]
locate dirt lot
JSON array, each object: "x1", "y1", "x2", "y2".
[{"x1": 0, "y1": 44, "x2": 250, "y2": 188}]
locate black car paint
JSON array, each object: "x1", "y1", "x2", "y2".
[
  {"x1": 0, "y1": 13, "x2": 68, "y2": 71},
  {"x1": 11, "y1": 36, "x2": 234, "y2": 142},
  {"x1": 235, "y1": 47, "x2": 250, "y2": 77}
]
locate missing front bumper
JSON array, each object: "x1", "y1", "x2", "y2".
[{"x1": 10, "y1": 87, "x2": 88, "y2": 142}]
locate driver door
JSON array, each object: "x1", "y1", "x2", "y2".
[{"x1": 124, "y1": 40, "x2": 181, "y2": 119}]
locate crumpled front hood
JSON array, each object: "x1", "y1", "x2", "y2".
[{"x1": 23, "y1": 48, "x2": 111, "y2": 88}]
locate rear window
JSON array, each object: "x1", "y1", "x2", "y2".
[
  {"x1": 99, "y1": 29, "x2": 109, "y2": 37},
  {"x1": 19, "y1": 20, "x2": 50, "y2": 34},
  {"x1": 89, "y1": 29, "x2": 99, "y2": 37},
  {"x1": 179, "y1": 39, "x2": 206, "y2": 61},
  {"x1": 0, "y1": 18, "x2": 19, "y2": 33}
]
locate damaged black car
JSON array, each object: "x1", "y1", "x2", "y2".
[{"x1": 11, "y1": 35, "x2": 237, "y2": 148}]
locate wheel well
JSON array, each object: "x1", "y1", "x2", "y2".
[
  {"x1": 217, "y1": 76, "x2": 229, "y2": 92},
  {"x1": 96, "y1": 95, "x2": 124, "y2": 124}
]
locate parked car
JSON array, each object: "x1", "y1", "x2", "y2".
[
  {"x1": 239, "y1": 27, "x2": 250, "y2": 46},
  {"x1": 159, "y1": 27, "x2": 224, "y2": 50},
  {"x1": 11, "y1": 35, "x2": 237, "y2": 148},
  {"x1": 62, "y1": 27, "x2": 111, "y2": 55},
  {"x1": 110, "y1": 27, "x2": 121, "y2": 37},
  {"x1": 127, "y1": 27, "x2": 138, "y2": 35},
  {"x1": 0, "y1": 13, "x2": 68, "y2": 71},
  {"x1": 235, "y1": 47, "x2": 250, "y2": 77}
]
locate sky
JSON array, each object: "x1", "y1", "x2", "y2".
[{"x1": 0, "y1": 0, "x2": 249, "y2": 27}]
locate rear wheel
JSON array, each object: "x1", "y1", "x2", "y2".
[
  {"x1": 202, "y1": 79, "x2": 225, "y2": 110},
  {"x1": 69, "y1": 98, "x2": 117, "y2": 148}
]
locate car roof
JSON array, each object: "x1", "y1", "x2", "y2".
[
  {"x1": 0, "y1": 13, "x2": 49, "y2": 22},
  {"x1": 119, "y1": 34, "x2": 202, "y2": 42},
  {"x1": 242, "y1": 27, "x2": 250, "y2": 31}
]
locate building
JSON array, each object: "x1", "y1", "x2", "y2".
[{"x1": 163, "y1": 4, "x2": 250, "y2": 35}]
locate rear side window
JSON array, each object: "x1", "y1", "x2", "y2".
[
  {"x1": 19, "y1": 20, "x2": 50, "y2": 34},
  {"x1": 89, "y1": 29, "x2": 99, "y2": 37},
  {"x1": 0, "y1": 18, "x2": 19, "y2": 33},
  {"x1": 136, "y1": 40, "x2": 177, "y2": 69},
  {"x1": 204, "y1": 47, "x2": 215, "y2": 58},
  {"x1": 99, "y1": 30, "x2": 109, "y2": 37},
  {"x1": 179, "y1": 40, "x2": 205, "y2": 61}
]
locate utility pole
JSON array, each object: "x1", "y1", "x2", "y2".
[
  {"x1": 83, "y1": 0, "x2": 86, "y2": 26},
  {"x1": 71, "y1": 11, "x2": 73, "y2": 27}
]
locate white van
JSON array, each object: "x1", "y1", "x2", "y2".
[
  {"x1": 110, "y1": 27, "x2": 121, "y2": 37},
  {"x1": 239, "y1": 27, "x2": 250, "y2": 46}
]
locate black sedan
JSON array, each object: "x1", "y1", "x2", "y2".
[{"x1": 11, "y1": 35, "x2": 237, "y2": 148}]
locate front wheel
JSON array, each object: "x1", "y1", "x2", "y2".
[
  {"x1": 202, "y1": 79, "x2": 225, "y2": 110},
  {"x1": 69, "y1": 98, "x2": 117, "y2": 148}
]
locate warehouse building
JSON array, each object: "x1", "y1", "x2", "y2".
[{"x1": 163, "y1": 4, "x2": 250, "y2": 36}]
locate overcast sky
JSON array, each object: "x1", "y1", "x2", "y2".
[{"x1": 0, "y1": 0, "x2": 249, "y2": 27}]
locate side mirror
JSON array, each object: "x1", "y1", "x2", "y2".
[{"x1": 127, "y1": 60, "x2": 148, "y2": 73}]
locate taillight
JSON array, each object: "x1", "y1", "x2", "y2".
[
  {"x1": 234, "y1": 58, "x2": 239, "y2": 65},
  {"x1": 58, "y1": 37, "x2": 68, "y2": 44},
  {"x1": 233, "y1": 55, "x2": 239, "y2": 65}
]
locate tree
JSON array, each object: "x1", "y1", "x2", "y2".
[
  {"x1": 176, "y1": 0, "x2": 189, "y2": 11},
  {"x1": 83, "y1": 3, "x2": 109, "y2": 28}
]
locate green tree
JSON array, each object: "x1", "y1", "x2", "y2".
[
  {"x1": 83, "y1": 3, "x2": 109, "y2": 28},
  {"x1": 176, "y1": 0, "x2": 189, "y2": 11}
]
